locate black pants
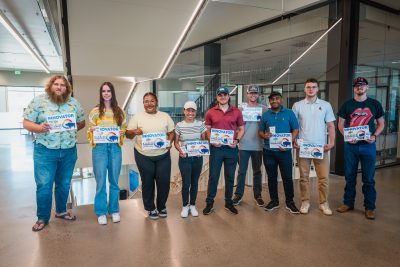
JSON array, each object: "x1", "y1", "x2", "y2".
[
  {"x1": 179, "y1": 156, "x2": 203, "y2": 206},
  {"x1": 134, "y1": 149, "x2": 171, "y2": 211}
]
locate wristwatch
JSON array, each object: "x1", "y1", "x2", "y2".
[{"x1": 235, "y1": 138, "x2": 240, "y2": 143}]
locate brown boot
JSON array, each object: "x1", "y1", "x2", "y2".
[
  {"x1": 365, "y1": 210, "x2": 375, "y2": 220},
  {"x1": 336, "y1": 204, "x2": 354, "y2": 213}
]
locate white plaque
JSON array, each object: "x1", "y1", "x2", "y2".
[
  {"x1": 270, "y1": 133, "x2": 292, "y2": 149},
  {"x1": 93, "y1": 127, "x2": 120, "y2": 144},
  {"x1": 242, "y1": 107, "x2": 262, "y2": 122},
  {"x1": 185, "y1": 140, "x2": 210, "y2": 156},
  {"x1": 142, "y1": 133, "x2": 167, "y2": 150},
  {"x1": 344, "y1": 125, "x2": 370, "y2": 142},
  {"x1": 47, "y1": 113, "x2": 77, "y2": 133},
  {"x1": 299, "y1": 142, "x2": 324, "y2": 159},
  {"x1": 210, "y1": 128, "x2": 234, "y2": 145}
]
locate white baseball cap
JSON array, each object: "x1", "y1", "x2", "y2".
[{"x1": 184, "y1": 101, "x2": 197, "y2": 110}]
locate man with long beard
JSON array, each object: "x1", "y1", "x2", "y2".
[{"x1": 23, "y1": 75, "x2": 85, "y2": 231}]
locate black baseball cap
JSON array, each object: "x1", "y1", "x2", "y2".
[
  {"x1": 268, "y1": 91, "x2": 282, "y2": 99},
  {"x1": 216, "y1": 87, "x2": 230, "y2": 95},
  {"x1": 353, "y1": 77, "x2": 368, "y2": 87}
]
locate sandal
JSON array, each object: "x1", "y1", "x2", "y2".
[
  {"x1": 55, "y1": 212, "x2": 76, "y2": 221},
  {"x1": 32, "y1": 220, "x2": 48, "y2": 232}
]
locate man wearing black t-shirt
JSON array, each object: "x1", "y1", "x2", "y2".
[{"x1": 336, "y1": 77, "x2": 385, "y2": 220}]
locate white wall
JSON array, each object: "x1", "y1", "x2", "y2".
[{"x1": 0, "y1": 70, "x2": 56, "y2": 87}]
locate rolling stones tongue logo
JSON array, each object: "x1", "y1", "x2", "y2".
[{"x1": 350, "y1": 108, "x2": 373, "y2": 127}]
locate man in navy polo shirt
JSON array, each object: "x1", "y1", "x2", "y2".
[
  {"x1": 203, "y1": 87, "x2": 245, "y2": 215},
  {"x1": 259, "y1": 91, "x2": 300, "y2": 214}
]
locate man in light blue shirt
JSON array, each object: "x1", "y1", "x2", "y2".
[{"x1": 292, "y1": 78, "x2": 336, "y2": 216}]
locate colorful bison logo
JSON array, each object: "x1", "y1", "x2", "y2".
[
  {"x1": 199, "y1": 145, "x2": 209, "y2": 154},
  {"x1": 356, "y1": 130, "x2": 366, "y2": 139},
  {"x1": 311, "y1": 148, "x2": 323, "y2": 158},
  {"x1": 221, "y1": 135, "x2": 230, "y2": 144},
  {"x1": 280, "y1": 138, "x2": 291, "y2": 147},
  {"x1": 106, "y1": 132, "x2": 119, "y2": 142},
  {"x1": 62, "y1": 119, "x2": 75, "y2": 129},
  {"x1": 154, "y1": 138, "x2": 165, "y2": 148}
]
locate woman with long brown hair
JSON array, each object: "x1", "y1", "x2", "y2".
[{"x1": 88, "y1": 82, "x2": 126, "y2": 225}]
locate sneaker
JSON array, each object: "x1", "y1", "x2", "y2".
[
  {"x1": 319, "y1": 202, "x2": 333, "y2": 216},
  {"x1": 189, "y1": 205, "x2": 199, "y2": 217},
  {"x1": 225, "y1": 203, "x2": 238, "y2": 214},
  {"x1": 203, "y1": 203, "x2": 214, "y2": 215},
  {"x1": 233, "y1": 195, "x2": 242, "y2": 206},
  {"x1": 97, "y1": 215, "x2": 107, "y2": 225},
  {"x1": 159, "y1": 208, "x2": 168, "y2": 218},
  {"x1": 336, "y1": 204, "x2": 354, "y2": 213},
  {"x1": 300, "y1": 201, "x2": 310, "y2": 214},
  {"x1": 286, "y1": 201, "x2": 300, "y2": 214},
  {"x1": 365, "y1": 210, "x2": 375, "y2": 220},
  {"x1": 254, "y1": 197, "x2": 265, "y2": 207},
  {"x1": 264, "y1": 201, "x2": 280, "y2": 211},
  {"x1": 148, "y1": 209, "x2": 159, "y2": 220},
  {"x1": 111, "y1": 213, "x2": 121, "y2": 223},
  {"x1": 181, "y1": 206, "x2": 190, "y2": 218}
]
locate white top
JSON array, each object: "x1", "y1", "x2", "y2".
[
  {"x1": 292, "y1": 98, "x2": 335, "y2": 144},
  {"x1": 127, "y1": 111, "x2": 175, "y2": 156},
  {"x1": 175, "y1": 120, "x2": 206, "y2": 144}
]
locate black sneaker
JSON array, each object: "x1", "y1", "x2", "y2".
[
  {"x1": 225, "y1": 203, "x2": 238, "y2": 214},
  {"x1": 232, "y1": 195, "x2": 242, "y2": 206},
  {"x1": 158, "y1": 208, "x2": 167, "y2": 218},
  {"x1": 286, "y1": 201, "x2": 300, "y2": 214},
  {"x1": 264, "y1": 201, "x2": 280, "y2": 211},
  {"x1": 148, "y1": 209, "x2": 159, "y2": 220},
  {"x1": 203, "y1": 203, "x2": 214, "y2": 215},
  {"x1": 254, "y1": 197, "x2": 265, "y2": 207}
]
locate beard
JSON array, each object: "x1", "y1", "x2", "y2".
[{"x1": 47, "y1": 89, "x2": 70, "y2": 105}]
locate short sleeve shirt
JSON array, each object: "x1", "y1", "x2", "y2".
[
  {"x1": 23, "y1": 94, "x2": 85, "y2": 149},
  {"x1": 259, "y1": 106, "x2": 299, "y2": 150},
  {"x1": 292, "y1": 98, "x2": 335, "y2": 144},
  {"x1": 127, "y1": 111, "x2": 175, "y2": 156},
  {"x1": 337, "y1": 97, "x2": 384, "y2": 143},
  {"x1": 239, "y1": 103, "x2": 268, "y2": 151},
  {"x1": 175, "y1": 120, "x2": 206, "y2": 145},
  {"x1": 205, "y1": 105, "x2": 244, "y2": 139}
]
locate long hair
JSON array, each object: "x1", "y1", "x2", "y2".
[
  {"x1": 45, "y1": 75, "x2": 72, "y2": 96},
  {"x1": 99, "y1": 82, "x2": 124, "y2": 126}
]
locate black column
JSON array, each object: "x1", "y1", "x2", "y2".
[
  {"x1": 327, "y1": 0, "x2": 360, "y2": 175},
  {"x1": 203, "y1": 43, "x2": 221, "y2": 111}
]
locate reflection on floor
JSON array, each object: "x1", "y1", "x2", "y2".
[{"x1": 0, "y1": 129, "x2": 399, "y2": 267}]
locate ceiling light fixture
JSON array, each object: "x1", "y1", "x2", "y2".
[
  {"x1": 158, "y1": 0, "x2": 208, "y2": 79},
  {"x1": 0, "y1": 10, "x2": 50, "y2": 73},
  {"x1": 271, "y1": 18, "x2": 342, "y2": 84}
]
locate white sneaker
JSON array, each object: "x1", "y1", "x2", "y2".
[
  {"x1": 98, "y1": 215, "x2": 107, "y2": 225},
  {"x1": 181, "y1": 206, "x2": 190, "y2": 218},
  {"x1": 300, "y1": 201, "x2": 310, "y2": 214},
  {"x1": 319, "y1": 202, "x2": 333, "y2": 216},
  {"x1": 189, "y1": 205, "x2": 199, "y2": 217},
  {"x1": 111, "y1": 213, "x2": 121, "y2": 223}
]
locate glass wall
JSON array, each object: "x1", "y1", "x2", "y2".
[{"x1": 356, "y1": 3, "x2": 400, "y2": 165}]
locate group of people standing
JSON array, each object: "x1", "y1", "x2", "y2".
[{"x1": 24, "y1": 75, "x2": 384, "y2": 232}]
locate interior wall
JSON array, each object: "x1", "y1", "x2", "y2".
[
  {"x1": 127, "y1": 80, "x2": 151, "y2": 116},
  {"x1": 0, "y1": 71, "x2": 57, "y2": 87}
]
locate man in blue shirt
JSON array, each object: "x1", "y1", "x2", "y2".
[{"x1": 258, "y1": 91, "x2": 300, "y2": 214}]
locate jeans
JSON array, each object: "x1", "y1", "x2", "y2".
[
  {"x1": 33, "y1": 143, "x2": 77, "y2": 223},
  {"x1": 92, "y1": 143, "x2": 122, "y2": 216},
  {"x1": 235, "y1": 150, "x2": 262, "y2": 198},
  {"x1": 179, "y1": 156, "x2": 203, "y2": 206},
  {"x1": 263, "y1": 149, "x2": 294, "y2": 204},
  {"x1": 134, "y1": 149, "x2": 171, "y2": 211},
  {"x1": 206, "y1": 146, "x2": 238, "y2": 205},
  {"x1": 344, "y1": 142, "x2": 377, "y2": 210}
]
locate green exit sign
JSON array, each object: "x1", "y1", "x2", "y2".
[{"x1": 14, "y1": 70, "x2": 21, "y2": 75}]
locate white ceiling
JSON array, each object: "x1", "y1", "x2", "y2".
[{"x1": 0, "y1": 0, "x2": 63, "y2": 73}]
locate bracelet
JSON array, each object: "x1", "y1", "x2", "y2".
[{"x1": 235, "y1": 138, "x2": 240, "y2": 143}]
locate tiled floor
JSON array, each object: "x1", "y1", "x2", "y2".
[{"x1": 0, "y1": 129, "x2": 399, "y2": 267}]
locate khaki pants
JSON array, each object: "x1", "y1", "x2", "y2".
[{"x1": 297, "y1": 151, "x2": 329, "y2": 204}]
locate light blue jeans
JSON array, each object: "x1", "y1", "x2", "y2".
[
  {"x1": 92, "y1": 143, "x2": 122, "y2": 216},
  {"x1": 34, "y1": 143, "x2": 77, "y2": 223}
]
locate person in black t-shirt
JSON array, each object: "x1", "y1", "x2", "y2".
[{"x1": 336, "y1": 77, "x2": 385, "y2": 220}]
